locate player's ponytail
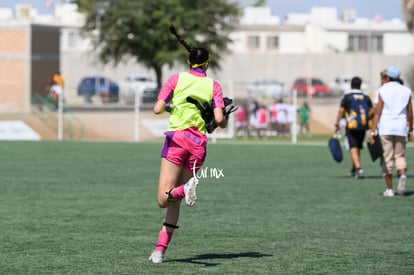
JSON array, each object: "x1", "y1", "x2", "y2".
[
  {"x1": 169, "y1": 25, "x2": 194, "y2": 53},
  {"x1": 169, "y1": 25, "x2": 209, "y2": 68}
]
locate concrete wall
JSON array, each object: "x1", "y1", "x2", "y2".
[
  {"x1": 0, "y1": 24, "x2": 29, "y2": 113},
  {"x1": 0, "y1": 23, "x2": 60, "y2": 113}
]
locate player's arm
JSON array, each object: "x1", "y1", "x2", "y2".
[
  {"x1": 369, "y1": 95, "x2": 384, "y2": 144},
  {"x1": 153, "y1": 99, "x2": 167, "y2": 115},
  {"x1": 406, "y1": 96, "x2": 413, "y2": 141},
  {"x1": 153, "y1": 75, "x2": 177, "y2": 115},
  {"x1": 214, "y1": 107, "x2": 227, "y2": 128},
  {"x1": 334, "y1": 96, "x2": 347, "y2": 131},
  {"x1": 334, "y1": 107, "x2": 345, "y2": 131},
  {"x1": 212, "y1": 81, "x2": 227, "y2": 129},
  {"x1": 367, "y1": 97, "x2": 374, "y2": 117}
]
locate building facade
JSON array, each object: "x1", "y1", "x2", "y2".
[
  {"x1": 0, "y1": 4, "x2": 413, "y2": 109},
  {"x1": 0, "y1": 22, "x2": 60, "y2": 113}
]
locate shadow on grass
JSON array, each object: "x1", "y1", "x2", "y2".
[
  {"x1": 170, "y1": 252, "x2": 272, "y2": 267},
  {"x1": 376, "y1": 190, "x2": 414, "y2": 196},
  {"x1": 399, "y1": 190, "x2": 414, "y2": 196},
  {"x1": 335, "y1": 175, "x2": 383, "y2": 179},
  {"x1": 335, "y1": 173, "x2": 414, "y2": 180}
]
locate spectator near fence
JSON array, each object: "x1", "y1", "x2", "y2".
[
  {"x1": 276, "y1": 99, "x2": 288, "y2": 136},
  {"x1": 269, "y1": 100, "x2": 278, "y2": 136},
  {"x1": 255, "y1": 105, "x2": 269, "y2": 137},
  {"x1": 48, "y1": 71, "x2": 65, "y2": 109},
  {"x1": 298, "y1": 101, "x2": 311, "y2": 136},
  {"x1": 235, "y1": 103, "x2": 248, "y2": 137}
]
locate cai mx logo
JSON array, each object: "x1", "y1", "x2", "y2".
[{"x1": 191, "y1": 160, "x2": 224, "y2": 180}]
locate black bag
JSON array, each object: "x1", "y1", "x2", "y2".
[
  {"x1": 367, "y1": 134, "x2": 383, "y2": 162},
  {"x1": 186, "y1": 96, "x2": 238, "y2": 134}
]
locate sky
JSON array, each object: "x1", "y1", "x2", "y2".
[{"x1": 0, "y1": 0, "x2": 404, "y2": 20}]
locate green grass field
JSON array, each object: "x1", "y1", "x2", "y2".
[{"x1": 1, "y1": 140, "x2": 413, "y2": 274}]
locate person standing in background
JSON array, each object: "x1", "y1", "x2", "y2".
[
  {"x1": 235, "y1": 103, "x2": 248, "y2": 137},
  {"x1": 269, "y1": 100, "x2": 278, "y2": 136},
  {"x1": 369, "y1": 66, "x2": 413, "y2": 197},
  {"x1": 286, "y1": 101, "x2": 296, "y2": 136},
  {"x1": 255, "y1": 105, "x2": 269, "y2": 138},
  {"x1": 247, "y1": 100, "x2": 259, "y2": 137},
  {"x1": 298, "y1": 101, "x2": 311, "y2": 136},
  {"x1": 53, "y1": 71, "x2": 65, "y2": 90},
  {"x1": 276, "y1": 99, "x2": 288, "y2": 137},
  {"x1": 48, "y1": 71, "x2": 64, "y2": 109}
]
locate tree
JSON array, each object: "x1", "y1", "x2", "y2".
[
  {"x1": 402, "y1": 0, "x2": 414, "y2": 34},
  {"x1": 76, "y1": 0, "x2": 241, "y2": 88},
  {"x1": 402, "y1": 0, "x2": 414, "y2": 89}
]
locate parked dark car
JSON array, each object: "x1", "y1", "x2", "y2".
[
  {"x1": 291, "y1": 77, "x2": 331, "y2": 97},
  {"x1": 77, "y1": 77, "x2": 119, "y2": 103}
]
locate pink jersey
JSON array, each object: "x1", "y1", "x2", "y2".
[
  {"x1": 256, "y1": 108, "x2": 268, "y2": 128},
  {"x1": 158, "y1": 68, "x2": 224, "y2": 109},
  {"x1": 270, "y1": 103, "x2": 278, "y2": 122},
  {"x1": 236, "y1": 106, "x2": 247, "y2": 123},
  {"x1": 158, "y1": 68, "x2": 224, "y2": 173}
]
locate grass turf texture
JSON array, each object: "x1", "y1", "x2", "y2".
[{"x1": 1, "y1": 140, "x2": 413, "y2": 274}]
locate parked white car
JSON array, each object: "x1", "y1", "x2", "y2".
[
  {"x1": 247, "y1": 79, "x2": 287, "y2": 99},
  {"x1": 330, "y1": 74, "x2": 370, "y2": 96},
  {"x1": 120, "y1": 75, "x2": 158, "y2": 104}
]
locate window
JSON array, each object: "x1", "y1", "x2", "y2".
[
  {"x1": 266, "y1": 36, "x2": 279, "y2": 50},
  {"x1": 371, "y1": 35, "x2": 383, "y2": 52},
  {"x1": 348, "y1": 34, "x2": 383, "y2": 52},
  {"x1": 247, "y1": 35, "x2": 260, "y2": 49}
]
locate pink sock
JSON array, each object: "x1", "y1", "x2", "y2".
[
  {"x1": 169, "y1": 184, "x2": 185, "y2": 200},
  {"x1": 154, "y1": 230, "x2": 173, "y2": 253}
]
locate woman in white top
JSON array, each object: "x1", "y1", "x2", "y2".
[{"x1": 369, "y1": 66, "x2": 413, "y2": 197}]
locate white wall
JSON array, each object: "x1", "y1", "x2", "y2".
[
  {"x1": 324, "y1": 32, "x2": 348, "y2": 52},
  {"x1": 383, "y1": 33, "x2": 414, "y2": 55},
  {"x1": 279, "y1": 32, "x2": 306, "y2": 53}
]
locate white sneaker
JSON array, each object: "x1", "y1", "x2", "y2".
[
  {"x1": 397, "y1": 175, "x2": 407, "y2": 195},
  {"x1": 355, "y1": 168, "x2": 364, "y2": 179},
  {"x1": 148, "y1": 251, "x2": 165, "y2": 263},
  {"x1": 184, "y1": 177, "x2": 198, "y2": 207},
  {"x1": 383, "y1": 189, "x2": 395, "y2": 197}
]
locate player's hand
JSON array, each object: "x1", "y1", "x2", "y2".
[
  {"x1": 223, "y1": 97, "x2": 239, "y2": 119},
  {"x1": 368, "y1": 134, "x2": 375, "y2": 144}
]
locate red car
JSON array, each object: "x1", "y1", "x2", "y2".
[{"x1": 291, "y1": 77, "x2": 331, "y2": 97}]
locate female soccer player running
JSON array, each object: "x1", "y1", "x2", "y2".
[{"x1": 148, "y1": 27, "x2": 229, "y2": 263}]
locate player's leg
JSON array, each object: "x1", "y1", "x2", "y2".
[
  {"x1": 150, "y1": 137, "x2": 187, "y2": 263},
  {"x1": 346, "y1": 130, "x2": 364, "y2": 178},
  {"x1": 380, "y1": 135, "x2": 395, "y2": 196},
  {"x1": 349, "y1": 147, "x2": 361, "y2": 170},
  {"x1": 150, "y1": 165, "x2": 197, "y2": 263},
  {"x1": 394, "y1": 136, "x2": 407, "y2": 194},
  {"x1": 150, "y1": 162, "x2": 191, "y2": 264},
  {"x1": 149, "y1": 200, "x2": 181, "y2": 263},
  {"x1": 156, "y1": 158, "x2": 183, "y2": 208}
]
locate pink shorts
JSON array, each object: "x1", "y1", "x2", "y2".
[{"x1": 161, "y1": 127, "x2": 207, "y2": 173}]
